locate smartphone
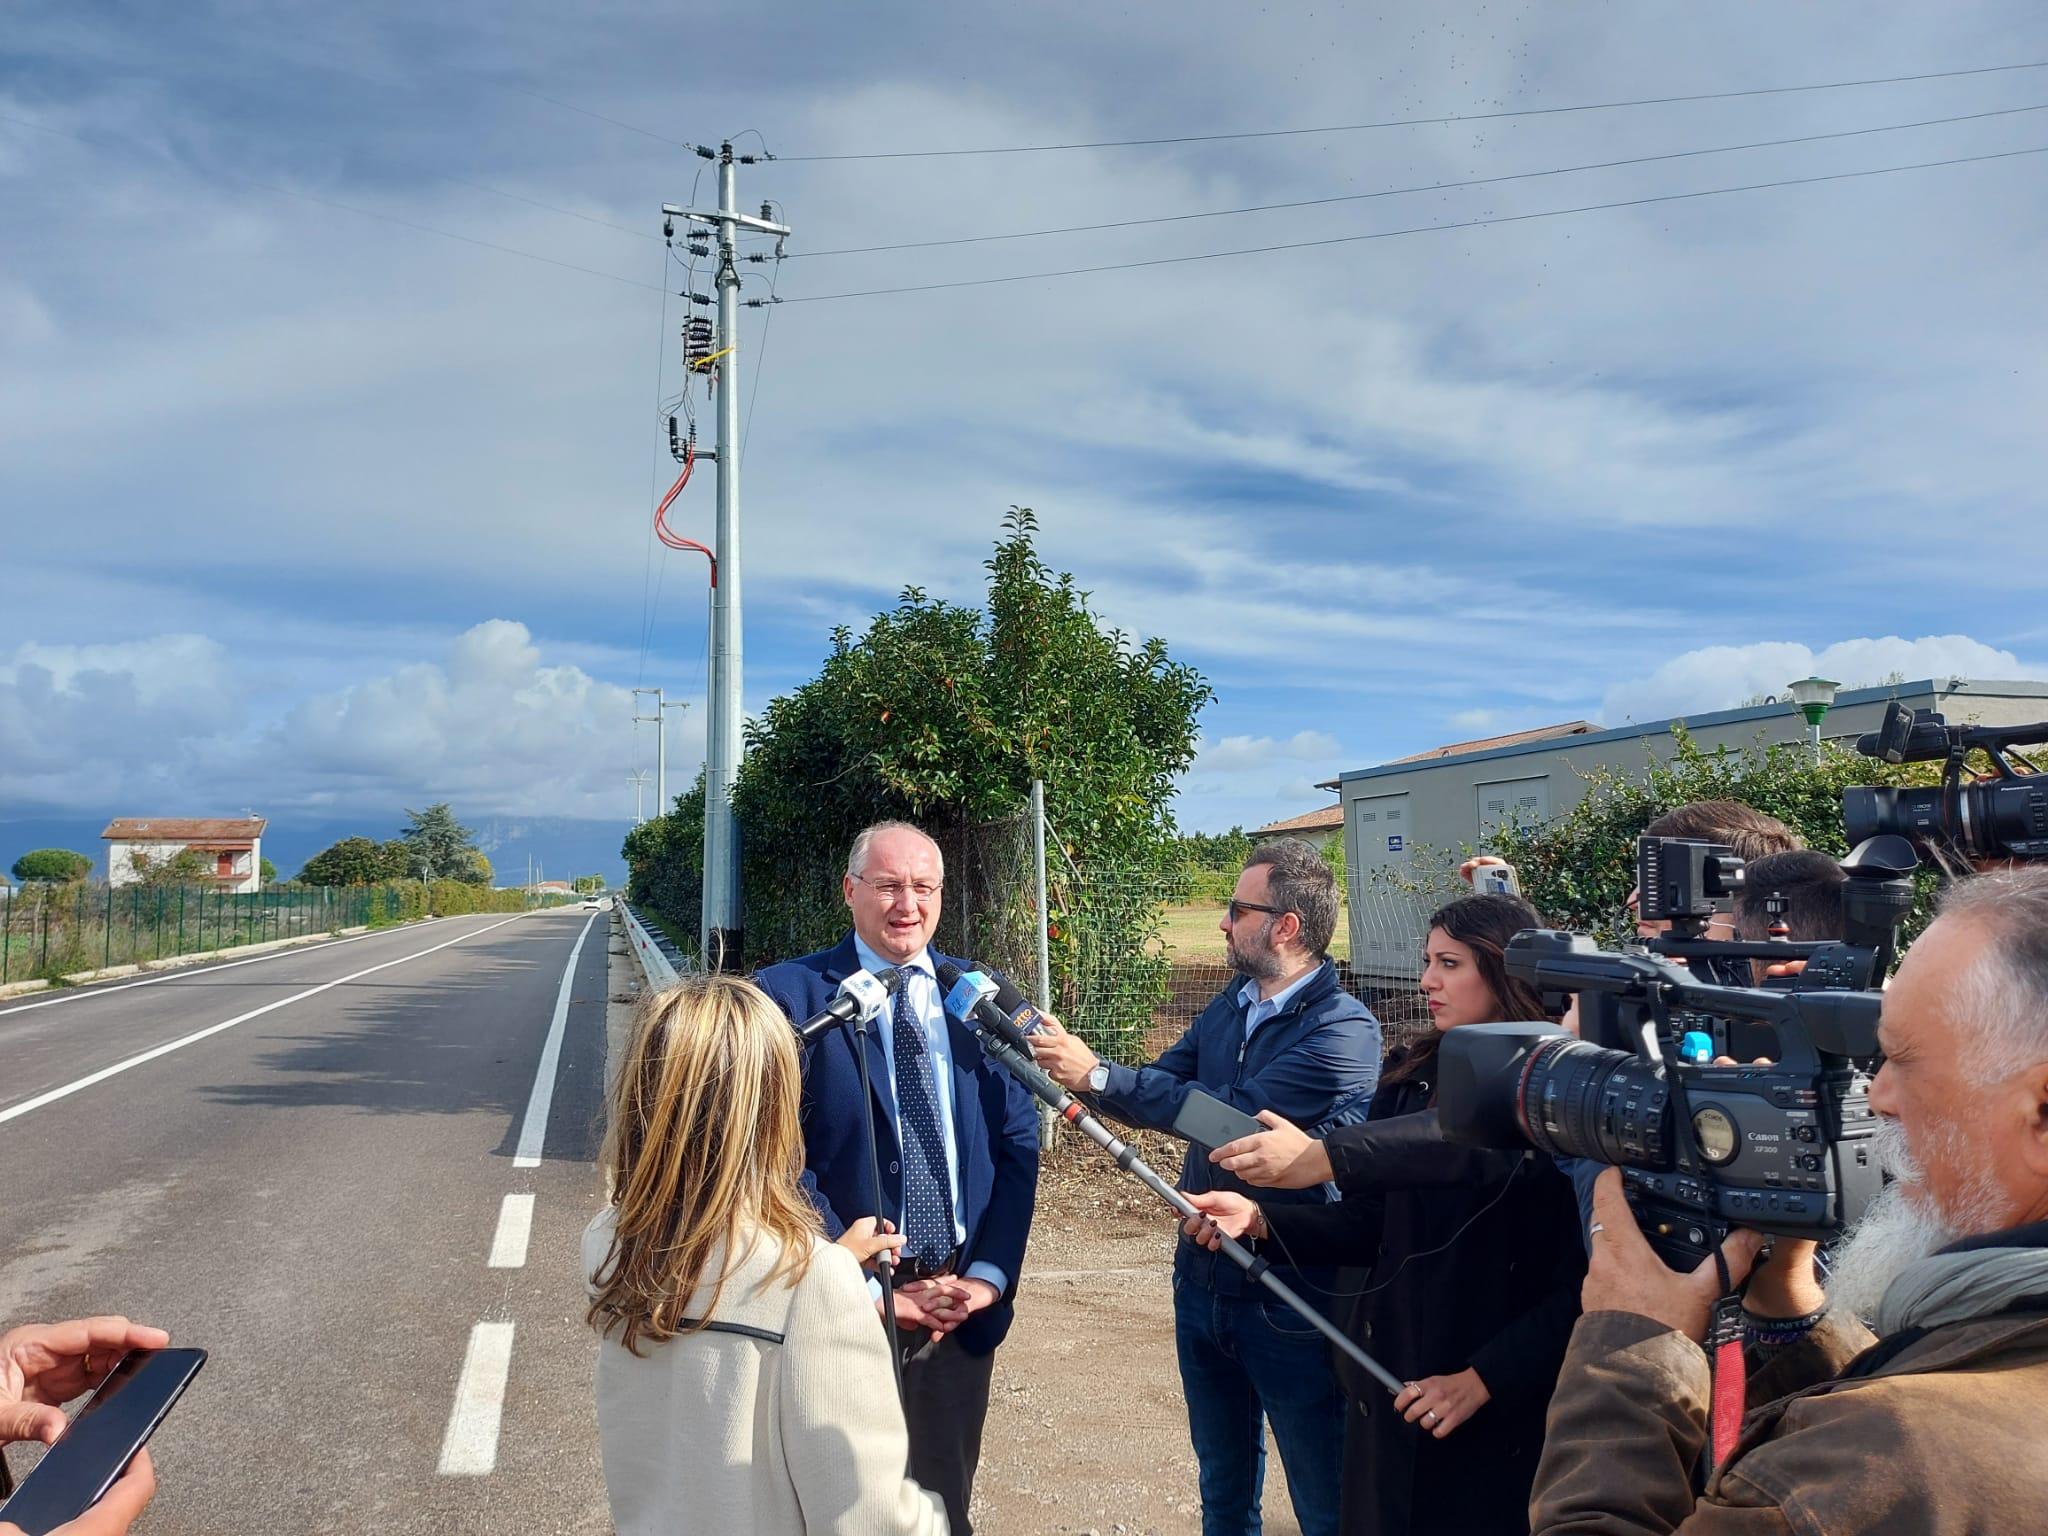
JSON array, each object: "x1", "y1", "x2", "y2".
[
  {"x1": 0, "y1": 1348, "x2": 207, "y2": 1536},
  {"x1": 1471, "y1": 863, "x2": 1522, "y2": 897},
  {"x1": 1172, "y1": 1088, "x2": 1265, "y2": 1151}
]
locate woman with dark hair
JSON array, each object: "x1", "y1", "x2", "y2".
[{"x1": 1185, "y1": 893, "x2": 1585, "y2": 1536}]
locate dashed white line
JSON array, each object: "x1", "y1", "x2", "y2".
[
  {"x1": 0, "y1": 915, "x2": 524, "y2": 1127},
  {"x1": 487, "y1": 1193, "x2": 535, "y2": 1269},
  {"x1": 438, "y1": 1321, "x2": 516, "y2": 1476},
  {"x1": 511, "y1": 911, "x2": 598, "y2": 1168}
]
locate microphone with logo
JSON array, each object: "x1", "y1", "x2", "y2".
[
  {"x1": 935, "y1": 961, "x2": 1046, "y2": 1052},
  {"x1": 795, "y1": 966, "x2": 904, "y2": 1045}
]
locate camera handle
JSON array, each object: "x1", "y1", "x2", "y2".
[{"x1": 970, "y1": 1024, "x2": 1407, "y2": 1398}]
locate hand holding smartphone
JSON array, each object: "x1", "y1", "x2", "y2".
[{"x1": 0, "y1": 1349, "x2": 204, "y2": 1536}]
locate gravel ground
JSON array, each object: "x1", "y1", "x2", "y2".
[{"x1": 970, "y1": 1123, "x2": 1304, "y2": 1536}]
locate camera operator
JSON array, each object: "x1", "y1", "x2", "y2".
[
  {"x1": 1732, "y1": 848, "x2": 1846, "y2": 983},
  {"x1": 0, "y1": 1315, "x2": 169, "y2": 1536},
  {"x1": 1530, "y1": 866, "x2": 2048, "y2": 1536}
]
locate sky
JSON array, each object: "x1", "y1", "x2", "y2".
[{"x1": 4, "y1": 0, "x2": 2048, "y2": 848}]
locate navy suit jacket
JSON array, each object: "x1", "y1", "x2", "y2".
[{"x1": 754, "y1": 932, "x2": 1041, "y2": 1355}]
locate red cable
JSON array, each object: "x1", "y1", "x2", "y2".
[{"x1": 653, "y1": 443, "x2": 718, "y2": 586}]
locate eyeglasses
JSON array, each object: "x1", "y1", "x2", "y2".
[
  {"x1": 851, "y1": 873, "x2": 943, "y2": 903},
  {"x1": 1224, "y1": 899, "x2": 1286, "y2": 924}
]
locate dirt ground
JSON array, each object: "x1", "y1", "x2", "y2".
[{"x1": 972, "y1": 1125, "x2": 1304, "y2": 1536}]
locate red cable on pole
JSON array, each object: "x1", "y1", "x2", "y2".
[{"x1": 653, "y1": 443, "x2": 718, "y2": 586}]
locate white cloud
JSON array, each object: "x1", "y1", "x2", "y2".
[
  {"x1": 1449, "y1": 708, "x2": 1504, "y2": 732},
  {"x1": 1195, "y1": 730, "x2": 1343, "y2": 776},
  {"x1": 1602, "y1": 635, "x2": 2046, "y2": 725}
]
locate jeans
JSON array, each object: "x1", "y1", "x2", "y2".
[{"x1": 1174, "y1": 1274, "x2": 1346, "y2": 1536}]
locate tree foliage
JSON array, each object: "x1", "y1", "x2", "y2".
[
  {"x1": 571, "y1": 874, "x2": 607, "y2": 895},
  {"x1": 398, "y1": 804, "x2": 490, "y2": 884},
  {"x1": 625, "y1": 509, "x2": 1212, "y2": 1052},
  {"x1": 11, "y1": 848, "x2": 92, "y2": 883},
  {"x1": 1488, "y1": 726, "x2": 1945, "y2": 946},
  {"x1": 127, "y1": 847, "x2": 215, "y2": 888},
  {"x1": 298, "y1": 836, "x2": 412, "y2": 887}
]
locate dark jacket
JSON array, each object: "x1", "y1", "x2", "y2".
[
  {"x1": 1260, "y1": 1067, "x2": 1586, "y2": 1536},
  {"x1": 754, "y1": 934, "x2": 1041, "y2": 1357},
  {"x1": 1092, "y1": 958, "x2": 1380, "y2": 1298},
  {"x1": 1531, "y1": 1219, "x2": 2048, "y2": 1536}
]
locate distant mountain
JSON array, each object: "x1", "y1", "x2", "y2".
[{"x1": 0, "y1": 813, "x2": 632, "y2": 887}]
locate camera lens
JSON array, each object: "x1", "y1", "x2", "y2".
[
  {"x1": 1844, "y1": 785, "x2": 1947, "y2": 848},
  {"x1": 1515, "y1": 1038, "x2": 1674, "y2": 1170}
]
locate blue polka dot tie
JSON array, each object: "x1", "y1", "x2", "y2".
[{"x1": 892, "y1": 974, "x2": 955, "y2": 1273}]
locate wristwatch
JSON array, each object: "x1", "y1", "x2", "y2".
[{"x1": 1086, "y1": 1062, "x2": 1110, "y2": 1093}]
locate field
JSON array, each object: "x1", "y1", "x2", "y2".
[{"x1": 1153, "y1": 901, "x2": 1351, "y2": 962}]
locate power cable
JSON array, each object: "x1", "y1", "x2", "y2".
[
  {"x1": 635, "y1": 243, "x2": 676, "y2": 691},
  {"x1": 506, "y1": 84, "x2": 697, "y2": 150},
  {"x1": 772, "y1": 143, "x2": 2048, "y2": 305},
  {"x1": 772, "y1": 60, "x2": 2048, "y2": 161},
  {"x1": 785, "y1": 101, "x2": 2048, "y2": 258}
]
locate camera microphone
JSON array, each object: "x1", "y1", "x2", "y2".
[
  {"x1": 935, "y1": 960, "x2": 1043, "y2": 1052},
  {"x1": 796, "y1": 966, "x2": 904, "y2": 1044}
]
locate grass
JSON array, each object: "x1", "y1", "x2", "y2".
[{"x1": 1154, "y1": 902, "x2": 1350, "y2": 963}]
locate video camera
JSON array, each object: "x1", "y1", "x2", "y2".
[
  {"x1": 1437, "y1": 931, "x2": 1885, "y2": 1270},
  {"x1": 1844, "y1": 700, "x2": 2048, "y2": 866}
]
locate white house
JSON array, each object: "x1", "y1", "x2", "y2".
[{"x1": 102, "y1": 816, "x2": 267, "y2": 893}]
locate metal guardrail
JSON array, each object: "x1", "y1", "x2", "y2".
[{"x1": 618, "y1": 900, "x2": 684, "y2": 989}]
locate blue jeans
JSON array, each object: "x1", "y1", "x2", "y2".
[{"x1": 1173, "y1": 1275, "x2": 1346, "y2": 1536}]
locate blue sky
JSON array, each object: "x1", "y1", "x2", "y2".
[{"x1": 4, "y1": 0, "x2": 2047, "y2": 842}]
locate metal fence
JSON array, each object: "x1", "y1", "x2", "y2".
[{"x1": 1, "y1": 883, "x2": 400, "y2": 987}]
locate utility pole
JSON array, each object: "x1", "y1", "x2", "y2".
[
  {"x1": 629, "y1": 770, "x2": 650, "y2": 825},
  {"x1": 632, "y1": 688, "x2": 669, "y2": 813},
  {"x1": 663, "y1": 144, "x2": 789, "y2": 970}
]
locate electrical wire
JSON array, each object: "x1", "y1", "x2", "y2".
[
  {"x1": 772, "y1": 59, "x2": 2048, "y2": 161},
  {"x1": 635, "y1": 240, "x2": 678, "y2": 690},
  {"x1": 774, "y1": 142, "x2": 2048, "y2": 304},
  {"x1": 785, "y1": 101, "x2": 2048, "y2": 258},
  {"x1": 507, "y1": 84, "x2": 698, "y2": 149},
  {"x1": 739, "y1": 249, "x2": 783, "y2": 471}
]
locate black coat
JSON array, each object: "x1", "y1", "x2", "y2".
[{"x1": 1260, "y1": 1068, "x2": 1585, "y2": 1536}]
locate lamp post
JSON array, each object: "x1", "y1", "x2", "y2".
[{"x1": 1787, "y1": 676, "x2": 1840, "y2": 763}]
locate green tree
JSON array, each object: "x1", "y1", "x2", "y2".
[
  {"x1": 127, "y1": 847, "x2": 215, "y2": 887},
  {"x1": 626, "y1": 508, "x2": 1211, "y2": 1057},
  {"x1": 453, "y1": 847, "x2": 494, "y2": 886},
  {"x1": 11, "y1": 848, "x2": 92, "y2": 883},
  {"x1": 1176, "y1": 827, "x2": 1256, "y2": 870},
  {"x1": 299, "y1": 836, "x2": 407, "y2": 886},
  {"x1": 259, "y1": 856, "x2": 277, "y2": 885},
  {"x1": 571, "y1": 874, "x2": 607, "y2": 895},
  {"x1": 397, "y1": 804, "x2": 484, "y2": 882}
]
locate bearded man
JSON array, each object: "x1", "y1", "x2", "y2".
[
  {"x1": 1030, "y1": 837, "x2": 1381, "y2": 1536},
  {"x1": 1530, "y1": 865, "x2": 2048, "y2": 1535}
]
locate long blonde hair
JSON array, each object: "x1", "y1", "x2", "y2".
[{"x1": 587, "y1": 974, "x2": 822, "y2": 1354}]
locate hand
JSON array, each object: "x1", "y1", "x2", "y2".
[
  {"x1": 1459, "y1": 856, "x2": 1514, "y2": 887},
  {"x1": 1180, "y1": 1191, "x2": 1263, "y2": 1250},
  {"x1": 1026, "y1": 1012, "x2": 1100, "y2": 1092},
  {"x1": 0, "y1": 1317, "x2": 171, "y2": 1446},
  {"x1": 0, "y1": 1448, "x2": 155, "y2": 1536},
  {"x1": 1581, "y1": 1168, "x2": 1765, "y2": 1342},
  {"x1": 1763, "y1": 959, "x2": 1809, "y2": 980},
  {"x1": 1210, "y1": 1111, "x2": 1333, "y2": 1189},
  {"x1": 1394, "y1": 1368, "x2": 1491, "y2": 1438},
  {"x1": 885, "y1": 1278, "x2": 970, "y2": 1343},
  {"x1": 835, "y1": 1218, "x2": 905, "y2": 1274},
  {"x1": 1743, "y1": 1238, "x2": 1826, "y2": 1320}
]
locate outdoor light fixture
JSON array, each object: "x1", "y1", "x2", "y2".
[{"x1": 1787, "y1": 675, "x2": 1841, "y2": 762}]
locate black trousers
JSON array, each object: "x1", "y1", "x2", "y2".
[{"x1": 897, "y1": 1329, "x2": 998, "y2": 1535}]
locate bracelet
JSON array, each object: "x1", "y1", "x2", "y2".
[{"x1": 1742, "y1": 1304, "x2": 1827, "y2": 1346}]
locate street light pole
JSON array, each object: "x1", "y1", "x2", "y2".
[{"x1": 1787, "y1": 675, "x2": 1841, "y2": 764}]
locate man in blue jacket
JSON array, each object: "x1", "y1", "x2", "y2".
[
  {"x1": 755, "y1": 820, "x2": 1039, "y2": 1536},
  {"x1": 1030, "y1": 838, "x2": 1380, "y2": 1536}
]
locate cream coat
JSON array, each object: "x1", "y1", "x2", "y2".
[{"x1": 584, "y1": 1211, "x2": 947, "y2": 1535}]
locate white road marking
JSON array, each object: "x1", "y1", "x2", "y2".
[
  {"x1": 0, "y1": 913, "x2": 477, "y2": 1018},
  {"x1": 0, "y1": 916, "x2": 524, "y2": 1127},
  {"x1": 438, "y1": 1321, "x2": 515, "y2": 1476},
  {"x1": 512, "y1": 911, "x2": 599, "y2": 1168},
  {"x1": 487, "y1": 1192, "x2": 536, "y2": 1269}
]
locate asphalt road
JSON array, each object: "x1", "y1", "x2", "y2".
[{"x1": 0, "y1": 907, "x2": 617, "y2": 1534}]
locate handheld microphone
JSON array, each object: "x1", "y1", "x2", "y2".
[
  {"x1": 797, "y1": 966, "x2": 904, "y2": 1044},
  {"x1": 935, "y1": 960, "x2": 1043, "y2": 1052}
]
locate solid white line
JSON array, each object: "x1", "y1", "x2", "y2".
[
  {"x1": 0, "y1": 913, "x2": 476, "y2": 1018},
  {"x1": 511, "y1": 911, "x2": 598, "y2": 1169},
  {"x1": 487, "y1": 1192, "x2": 535, "y2": 1269},
  {"x1": 437, "y1": 1321, "x2": 515, "y2": 1476},
  {"x1": 0, "y1": 915, "x2": 525, "y2": 1128}
]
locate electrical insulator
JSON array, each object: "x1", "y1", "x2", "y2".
[
  {"x1": 683, "y1": 317, "x2": 717, "y2": 365},
  {"x1": 687, "y1": 242, "x2": 710, "y2": 258}
]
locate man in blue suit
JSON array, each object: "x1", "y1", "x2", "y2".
[
  {"x1": 755, "y1": 820, "x2": 1039, "y2": 1536},
  {"x1": 1030, "y1": 838, "x2": 1380, "y2": 1536}
]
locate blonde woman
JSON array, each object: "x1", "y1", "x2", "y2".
[{"x1": 585, "y1": 975, "x2": 947, "y2": 1534}]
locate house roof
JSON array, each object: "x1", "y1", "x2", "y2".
[
  {"x1": 1253, "y1": 803, "x2": 1346, "y2": 837},
  {"x1": 1383, "y1": 720, "x2": 1599, "y2": 765},
  {"x1": 102, "y1": 816, "x2": 268, "y2": 844}
]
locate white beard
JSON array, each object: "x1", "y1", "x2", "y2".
[{"x1": 1828, "y1": 1117, "x2": 2005, "y2": 1327}]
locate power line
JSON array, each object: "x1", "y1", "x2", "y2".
[
  {"x1": 507, "y1": 84, "x2": 697, "y2": 150},
  {"x1": 773, "y1": 143, "x2": 2048, "y2": 304},
  {"x1": 786, "y1": 101, "x2": 2048, "y2": 258},
  {"x1": 772, "y1": 60, "x2": 2048, "y2": 162}
]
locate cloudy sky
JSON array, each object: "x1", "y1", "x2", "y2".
[{"x1": 5, "y1": 1, "x2": 2047, "y2": 841}]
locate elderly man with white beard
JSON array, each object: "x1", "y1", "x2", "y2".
[{"x1": 1528, "y1": 865, "x2": 2048, "y2": 1536}]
